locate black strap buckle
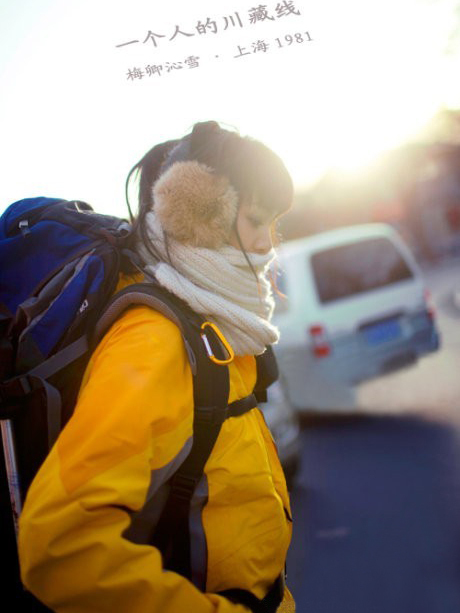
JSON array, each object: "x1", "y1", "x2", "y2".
[
  {"x1": 194, "y1": 405, "x2": 228, "y2": 425},
  {"x1": 0, "y1": 375, "x2": 32, "y2": 400},
  {"x1": 170, "y1": 473, "x2": 200, "y2": 502}
]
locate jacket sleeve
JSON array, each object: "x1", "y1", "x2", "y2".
[{"x1": 18, "y1": 306, "x2": 249, "y2": 613}]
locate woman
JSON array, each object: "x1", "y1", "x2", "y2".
[{"x1": 18, "y1": 121, "x2": 295, "y2": 612}]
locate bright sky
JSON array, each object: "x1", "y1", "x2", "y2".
[{"x1": 0, "y1": 0, "x2": 459, "y2": 217}]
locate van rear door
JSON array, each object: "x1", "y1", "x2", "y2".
[{"x1": 308, "y1": 234, "x2": 438, "y2": 382}]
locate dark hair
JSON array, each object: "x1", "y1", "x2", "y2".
[{"x1": 125, "y1": 120, "x2": 293, "y2": 260}]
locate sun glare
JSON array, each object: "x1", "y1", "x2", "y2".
[{"x1": 0, "y1": 0, "x2": 458, "y2": 211}]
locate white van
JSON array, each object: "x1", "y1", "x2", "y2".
[{"x1": 272, "y1": 223, "x2": 440, "y2": 413}]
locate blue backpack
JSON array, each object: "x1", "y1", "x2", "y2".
[{"x1": 0, "y1": 197, "x2": 281, "y2": 612}]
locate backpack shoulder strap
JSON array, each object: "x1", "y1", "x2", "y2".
[
  {"x1": 95, "y1": 281, "x2": 234, "y2": 574},
  {"x1": 94, "y1": 281, "x2": 280, "y2": 597},
  {"x1": 94, "y1": 281, "x2": 203, "y2": 371}
]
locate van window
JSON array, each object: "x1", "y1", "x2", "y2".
[{"x1": 311, "y1": 237, "x2": 413, "y2": 304}]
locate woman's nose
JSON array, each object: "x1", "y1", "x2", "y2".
[{"x1": 253, "y1": 227, "x2": 273, "y2": 254}]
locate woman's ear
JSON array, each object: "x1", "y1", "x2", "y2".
[{"x1": 153, "y1": 161, "x2": 238, "y2": 248}]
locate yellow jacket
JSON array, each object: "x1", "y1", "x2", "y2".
[{"x1": 18, "y1": 279, "x2": 293, "y2": 613}]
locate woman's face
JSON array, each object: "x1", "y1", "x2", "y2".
[{"x1": 228, "y1": 201, "x2": 279, "y2": 255}]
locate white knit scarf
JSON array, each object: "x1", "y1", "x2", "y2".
[{"x1": 136, "y1": 211, "x2": 280, "y2": 356}]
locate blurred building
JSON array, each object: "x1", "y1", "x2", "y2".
[
  {"x1": 281, "y1": 110, "x2": 460, "y2": 264},
  {"x1": 406, "y1": 144, "x2": 460, "y2": 260}
]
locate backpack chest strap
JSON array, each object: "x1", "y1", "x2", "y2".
[{"x1": 194, "y1": 393, "x2": 257, "y2": 425}]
